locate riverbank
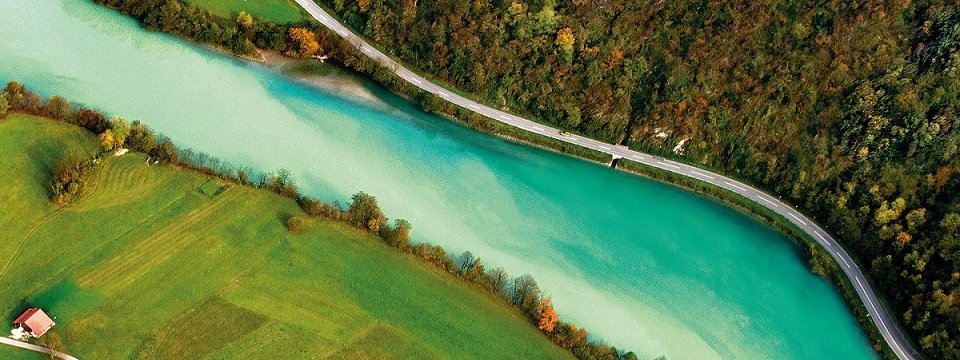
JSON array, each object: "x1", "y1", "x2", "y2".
[
  {"x1": 252, "y1": 49, "x2": 614, "y2": 164},
  {"x1": 257, "y1": 51, "x2": 388, "y2": 108}
]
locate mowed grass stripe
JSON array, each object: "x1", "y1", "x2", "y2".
[
  {"x1": 78, "y1": 188, "x2": 241, "y2": 292},
  {"x1": 1, "y1": 154, "x2": 145, "y2": 280},
  {"x1": 77, "y1": 189, "x2": 238, "y2": 290},
  {"x1": 75, "y1": 154, "x2": 169, "y2": 212},
  {"x1": 222, "y1": 275, "x2": 369, "y2": 344},
  {"x1": 134, "y1": 296, "x2": 269, "y2": 359},
  {"x1": 29, "y1": 172, "x2": 203, "y2": 296}
]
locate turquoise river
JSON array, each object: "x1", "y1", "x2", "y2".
[{"x1": 0, "y1": 0, "x2": 877, "y2": 359}]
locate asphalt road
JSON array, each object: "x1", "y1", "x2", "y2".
[
  {"x1": 294, "y1": 1, "x2": 920, "y2": 358},
  {"x1": 0, "y1": 337, "x2": 78, "y2": 360}
]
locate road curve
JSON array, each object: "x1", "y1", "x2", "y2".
[
  {"x1": 293, "y1": 0, "x2": 920, "y2": 358},
  {"x1": 0, "y1": 337, "x2": 79, "y2": 360}
]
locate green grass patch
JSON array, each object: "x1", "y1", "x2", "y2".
[
  {"x1": 185, "y1": 0, "x2": 306, "y2": 23},
  {"x1": 135, "y1": 297, "x2": 268, "y2": 359},
  {"x1": 0, "y1": 346, "x2": 43, "y2": 360},
  {"x1": 0, "y1": 115, "x2": 569, "y2": 359},
  {"x1": 197, "y1": 179, "x2": 228, "y2": 198}
]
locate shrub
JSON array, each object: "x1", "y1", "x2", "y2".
[
  {"x1": 286, "y1": 216, "x2": 306, "y2": 233},
  {"x1": 298, "y1": 196, "x2": 342, "y2": 219},
  {"x1": 50, "y1": 152, "x2": 96, "y2": 205},
  {"x1": 346, "y1": 192, "x2": 386, "y2": 232}
]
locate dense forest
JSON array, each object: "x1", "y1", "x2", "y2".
[{"x1": 316, "y1": 0, "x2": 960, "y2": 358}]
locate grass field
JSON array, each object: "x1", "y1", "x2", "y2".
[
  {"x1": 186, "y1": 0, "x2": 306, "y2": 23},
  {"x1": 0, "y1": 346, "x2": 42, "y2": 360},
  {"x1": 0, "y1": 115, "x2": 570, "y2": 359}
]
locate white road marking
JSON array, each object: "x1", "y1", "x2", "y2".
[
  {"x1": 690, "y1": 170, "x2": 714, "y2": 179},
  {"x1": 631, "y1": 154, "x2": 644, "y2": 160},
  {"x1": 569, "y1": 137, "x2": 579, "y2": 142},
  {"x1": 468, "y1": 104, "x2": 481, "y2": 110},
  {"x1": 532, "y1": 126, "x2": 544, "y2": 131},
  {"x1": 724, "y1": 181, "x2": 746, "y2": 191},
  {"x1": 759, "y1": 196, "x2": 779, "y2": 207},
  {"x1": 411, "y1": 78, "x2": 422, "y2": 85},
  {"x1": 855, "y1": 282, "x2": 892, "y2": 342},
  {"x1": 816, "y1": 232, "x2": 826, "y2": 242},
  {"x1": 499, "y1": 115, "x2": 510, "y2": 121},
  {"x1": 657, "y1": 161, "x2": 681, "y2": 170},
  {"x1": 788, "y1": 212, "x2": 807, "y2": 225},
  {"x1": 857, "y1": 283, "x2": 886, "y2": 341},
  {"x1": 598, "y1": 145, "x2": 611, "y2": 150},
  {"x1": 887, "y1": 330, "x2": 906, "y2": 356},
  {"x1": 839, "y1": 255, "x2": 851, "y2": 268},
  {"x1": 438, "y1": 91, "x2": 449, "y2": 98}
]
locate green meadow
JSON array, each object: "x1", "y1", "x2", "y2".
[
  {"x1": 0, "y1": 346, "x2": 42, "y2": 360},
  {"x1": 185, "y1": 0, "x2": 306, "y2": 23},
  {"x1": 0, "y1": 114, "x2": 570, "y2": 359}
]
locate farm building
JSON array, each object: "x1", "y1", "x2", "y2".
[{"x1": 12, "y1": 307, "x2": 55, "y2": 338}]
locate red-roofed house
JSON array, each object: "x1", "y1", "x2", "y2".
[{"x1": 12, "y1": 308, "x2": 55, "y2": 338}]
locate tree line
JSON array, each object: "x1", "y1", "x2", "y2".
[
  {"x1": 2, "y1": 81, "x2": 651, "y2": 360},
  {"x1": 307, "y1": 190, "x2": 648, "y2": 359}
]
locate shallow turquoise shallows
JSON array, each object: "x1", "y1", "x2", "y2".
[{"x1": 0, "y1": 1, "x2": 877, "y2": 359}]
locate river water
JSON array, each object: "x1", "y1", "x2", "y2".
[{"x1": 0, "y1": 1, "x2": 876, "y2": 358}]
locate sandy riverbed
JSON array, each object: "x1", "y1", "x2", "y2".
[{"x1": 257, "y1": 51, "x2": 388, "y2": 108}]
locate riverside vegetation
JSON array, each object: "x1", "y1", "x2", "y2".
[
  {"x1": 93, "y1": 0, "x2": 960, "y2": 357},
  {"x1": 1, "y1": 82, "x2": 647, "y2": 359}
]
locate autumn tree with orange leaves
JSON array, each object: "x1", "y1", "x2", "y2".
[
  {"x1": 537, "y1": 298, "x2": 558, "y2": 333},
  {"x1": 285, "y1": 27, "x2": 321, "y2": 58}
]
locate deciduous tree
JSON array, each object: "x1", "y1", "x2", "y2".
[
  {"x1": 512, "y1": 274, "x2": 541, "y2": 316},
  {"x1": 537, "y1": 297, "x2": 558, "y2": 332},
  {"x1": 285, "y1": 27, "x2": 321, "y2": 58},
  {"x1": 381, "y1": 218, "x2": 411, "y2": 248},
  {"x1": 457, "y1": 251, "x2": 476, "y2": 273},
  {"x1": 347, "y1": 192, "x2": 386, "y2": 232},
  {"x1": 236, "y1": 11, "x2": 253, "y2": 30},
  {"x1": 43, "y1": 95, "x2": 71, "y2": 119},
  {"x1": 555, "y1": 27, "x2": 575, "y2": 61}
]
